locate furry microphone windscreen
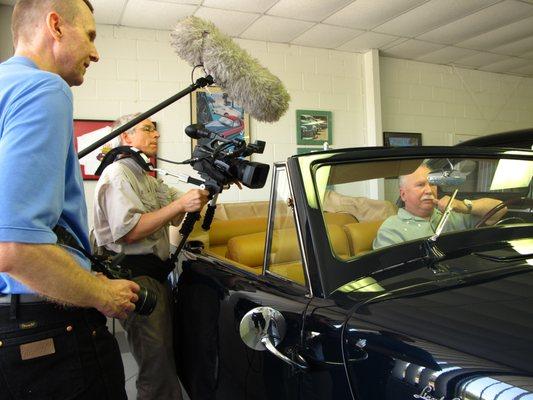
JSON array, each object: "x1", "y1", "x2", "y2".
[{"x1": 171, "y1": 16, "x2": 290, "y2": 123}]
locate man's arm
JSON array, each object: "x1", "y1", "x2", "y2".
[
  {"x1": 0, "y1": 242, "x2": 139, "y2": 319},
  {"x1": 437, "y1": 196, "x2": 507, "y2": 225},
  {"x1": 122, "y1": 188, "x2": 209, "y2": 243}
]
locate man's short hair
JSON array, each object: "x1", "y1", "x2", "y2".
[
  {"x1": 12, "y1": 0, "x2": 94, "y2": 46},
  {"x1": 398, "y1": 163, "x2": 430, "y2": 188},
  {"x1": 110, "y1": 113, "x2": 142, "y2": 148}
]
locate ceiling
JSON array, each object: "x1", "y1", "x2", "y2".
[{"x1": 2, "y1": 0, "x2": 533, "y2": 77}]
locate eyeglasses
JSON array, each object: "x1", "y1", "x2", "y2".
[{"x1": 139, "y1": 125, "x2": 157, "y2": 133}]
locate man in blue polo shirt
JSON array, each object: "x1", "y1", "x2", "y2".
[{"x1": 0, "y1": 1, "x2": 139, "y2": 398}]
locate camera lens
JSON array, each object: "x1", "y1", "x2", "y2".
[{"x1": 135, "y1": 286, "x2": 157, "y2": 315}]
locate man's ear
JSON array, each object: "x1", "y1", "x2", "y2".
[
  {"x1": 121, "y1": 132, "x2": 132, "y2": 145},
  {"x1": 399, "y1": 188, "x2": 406, "y2": 201},
  {"x1": 46, "y1": 12, "x2": 63, "y2": 41}
]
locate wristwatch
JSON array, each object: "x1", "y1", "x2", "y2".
[{"x1": 463, "y1": 198, "x2": 473, "y2": 213}]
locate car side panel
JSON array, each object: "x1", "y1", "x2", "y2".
[{"x1": 175, "y1": 259, "x2": 311, "y2": 400}]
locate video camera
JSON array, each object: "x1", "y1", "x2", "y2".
[{"x1": 185, "y1": 123, "x2": 270, "y2": 192}]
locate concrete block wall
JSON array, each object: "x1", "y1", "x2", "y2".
[
  {"x1": 380, "y1": 57, "x2": 533, "y2": 146},
  {"x1": 0, "y1": 5, "x2": 13, "y2": 63},
  {"x1": 76, "y1": 25, "x2": 365, "y2": 225}
]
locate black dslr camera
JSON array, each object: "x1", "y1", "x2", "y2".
[
  {"x1": 185, "y1": 123, "x2": 270, "y2": 191},
  {"x1": 91, "y1": 253, "x2": 157, "y2": 316}
]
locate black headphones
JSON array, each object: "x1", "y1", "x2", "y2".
[{"x1": 94, "y1": 146, "x2": 154, "y2": 176}]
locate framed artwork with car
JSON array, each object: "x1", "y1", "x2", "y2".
[
  {"x1": 190, "y1": 86, "x2": 250, "y2": 155},
  {"x1": 296, "y1": 109, "x2": 332, "y2": 145}
]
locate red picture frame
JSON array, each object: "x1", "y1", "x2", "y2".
[{"x1": 74, "y1": 119, "x2": 157, "y2": 180}]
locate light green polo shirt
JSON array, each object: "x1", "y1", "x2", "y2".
[{"x1": 373, "y1": 208, "x2": 477, "y2": 249}]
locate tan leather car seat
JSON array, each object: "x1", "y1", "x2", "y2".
[{"x1": 343, "y1": 220, "x2": 385, "y2": 255}]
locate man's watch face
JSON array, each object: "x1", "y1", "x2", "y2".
[{"x1": 463, "y1": 198, "x2": 473, "y2": 211}]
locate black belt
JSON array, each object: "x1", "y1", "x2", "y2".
[{"x1": 0, "y1": 294, "x2": 45, "y2": 304}]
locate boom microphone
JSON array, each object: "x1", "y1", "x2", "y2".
[{"x1": 171, "y1": 16, "x2": 290, "y2": 123}]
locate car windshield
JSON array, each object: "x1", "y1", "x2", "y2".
[{"x1": 312, "y1": 155, "x2": 533, "y2": 260}]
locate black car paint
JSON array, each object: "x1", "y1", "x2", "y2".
[{"x1": 176, "y1": 242, "x2": 533, "y2": 399}]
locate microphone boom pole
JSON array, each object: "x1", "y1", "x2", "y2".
[{"x1": 77, "y1": 75, "x2": 214, "y2": 160}]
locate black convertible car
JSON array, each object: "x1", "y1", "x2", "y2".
[{"x1": 174, "y1": 131, "x2": 533, "y2": 400}]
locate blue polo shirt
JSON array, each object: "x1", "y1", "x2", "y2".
[{"x1": 0, "y1": 56, "x2": 91, "y2": 294}]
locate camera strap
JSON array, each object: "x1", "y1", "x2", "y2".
[
  {"x1": 53, "y1": 225, "x2": 98, "y2": 264},
  {"x1": 94, "y1": 146, "x2": 154, "y2": 176},
  {"x1": 54, "y1": 225, "x2": 172, "y2": 283}
]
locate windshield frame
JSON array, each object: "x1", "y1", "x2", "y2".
[{"x1": 290, "y1": 145, "x2": 533, "y2": 297}]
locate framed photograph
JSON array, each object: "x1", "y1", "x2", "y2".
[
  {"x1": 296, "y1": 110, "x2": 332, "y2": 145},
  {"x1": 190, "y1": 86, "x2": 250, "y2": 155},
  {"x1": 297, "y1": 147, "x2": 323, "y2": 155},
  {"x1": 74, "y1": 119, "x2": 157, "y2": 180},
  {"x1": 383, "y1": 132, "x2": 422, "y2": 147}
]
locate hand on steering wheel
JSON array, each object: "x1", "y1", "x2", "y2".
[{"x1": 474, "y1": 197, "x2": 529, "y2": 228}]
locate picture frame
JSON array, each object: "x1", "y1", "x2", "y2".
[
  {"x1": 297, "y1": 147, "x2": 323, "y2": 155},
  {"x1": 383, "y1": 132, "x2": 422, "y2": 147},
  {"x1": 296, "y1": 110, "x2": 332, "y2": 145},
  {"x1": 190, "y1": 86, "x2": 250, "y2": 155},
  {"x1": 74, "y1": 119, "x2": 157, "y2": 180}
]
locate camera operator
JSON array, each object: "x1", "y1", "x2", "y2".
[
  {"x1": 92, "y1": 113, "x2": 209, "y2": 400},
  {"x1": 0, "y1": 1, "x2": 140, "y2": 399}
]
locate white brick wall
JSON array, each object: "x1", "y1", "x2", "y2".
[
  {"x1": 380, "y1": 57, "x2": 533, "y2": 146},
  {"x1": 75, "y1": 25, "x2": 365, "y2": 225},
  {"x1": 0, "y1": 6, "x2": 13, "y2": 63},
  {"x1": 4, "y1": 20, "x2": 528, "y2": 223}
]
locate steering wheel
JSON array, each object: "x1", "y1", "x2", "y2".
[
  {"x1": 474, "y1": 197, "x2": 529, "y2": 228},
  {"x1": 494, "y1": 217, "x2": 526, "y2": 226}
]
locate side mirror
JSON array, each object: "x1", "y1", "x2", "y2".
[
  {"x1": 239, "y1": 307, "x2": 308, "y2": 370},
  {"x1": 240, "y1": 306, "x2": 285, "y2": 351}
]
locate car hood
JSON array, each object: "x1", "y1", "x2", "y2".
[{"x1": 334, "y1": 243, "x2": 533, "y2": 399}]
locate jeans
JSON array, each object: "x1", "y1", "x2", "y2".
[{"x1": 0, "y1": 303, "x2": 126, "y2": 400}]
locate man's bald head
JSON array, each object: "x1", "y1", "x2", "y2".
[
  {"x1": 399, "y1": 164, "x2": 438, "y2": 218},
  {"x1": 11, "y1": 0, "x2": 94, "y2": 47}
]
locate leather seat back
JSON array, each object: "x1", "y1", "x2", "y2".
[
  {"x1": 226, "y1": 224, "x2": 351, "y2": 268},
  {"x1": 343, "y1": 220, "x2": 384, "y2": 255}
]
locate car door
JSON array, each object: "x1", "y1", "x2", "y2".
[{"x1": 175, "y1": 164, "x2": 312, "y2": 400}]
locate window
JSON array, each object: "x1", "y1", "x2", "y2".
[{"x1": 265, "y1": 166, "x2": 305, "y2": 285}]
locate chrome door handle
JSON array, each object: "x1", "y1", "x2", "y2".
[{"x1": 261, "y1": 336, "x2": 309, "y2": 370}]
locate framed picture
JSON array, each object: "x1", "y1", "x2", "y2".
[
  {"x1": 74, "y1": 119, "x2": 157, "y2": 180},
  {"x1": 190, "y1": 86, "x2": 250, "y2": 155},
  {"x1": 383, "y1": 132, "x2": 422, "y2": 147},
  {"x1": 296, "y1": 110, "x2": 332, "y2": 145},
  {"x1": 297, "y1": 147, "x2": 323, "y2": 155}
]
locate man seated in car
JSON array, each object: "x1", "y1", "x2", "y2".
[{"x1": 373, "y1": 164, "x2": 505, "y2": 249}]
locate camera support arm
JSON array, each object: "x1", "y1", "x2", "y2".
[
  {"x1": 153, "y1": 168, "x2": 205, "y2": 188},
  {"x1": 169, "y1": 179, "x2": 222, "y2": 265}
]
